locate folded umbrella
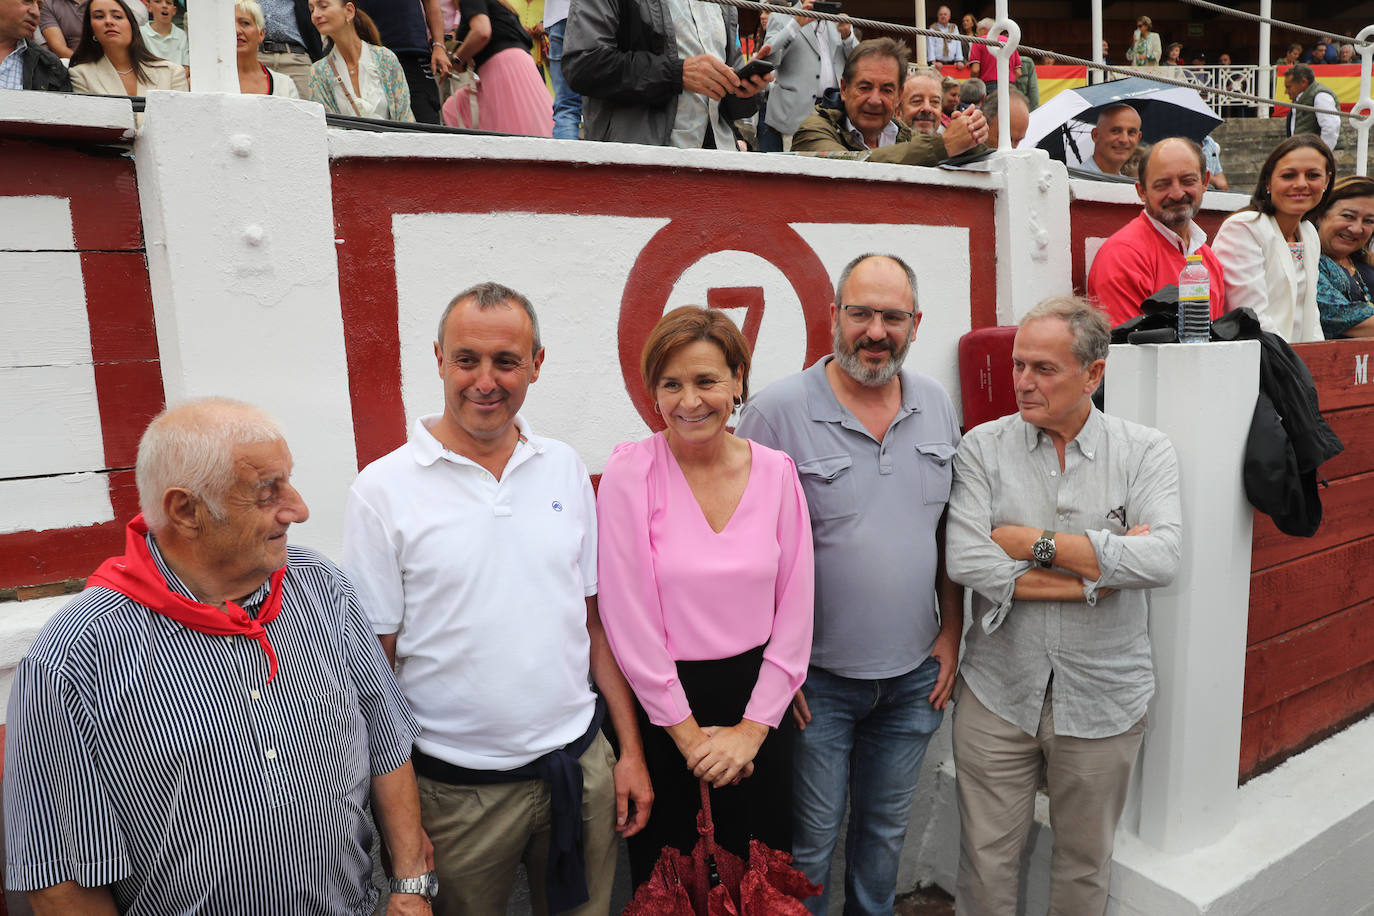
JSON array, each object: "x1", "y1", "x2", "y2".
[{"x1": 624, "y1": 780, "x2": 821, "y2": 916}]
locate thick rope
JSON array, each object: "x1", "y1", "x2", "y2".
[
  {"x1": 1172, "y1": 0, "x2": 1365, "y2": 47},
  {"x1": 701, "y1": 0, "x2": 1370, "y2": 121}
]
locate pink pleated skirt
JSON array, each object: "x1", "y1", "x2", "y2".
[{"x1": 443, "y1": 47, "x2": 553, "y2": 137}]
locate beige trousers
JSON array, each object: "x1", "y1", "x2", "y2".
[
  {"x1": 417, "y1": 732, "x2": 620, "y2": 916},
  {"x1": 256, "y1": 50, "x2": 312, "y2": 97},
  {"x1": 951, "y1": 678, "x2": 1145, "y2": 916}
]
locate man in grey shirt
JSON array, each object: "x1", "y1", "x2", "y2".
[
  {"x1": 945, "y1": 297, "x2": 1181, "y2": 916},
  {"x1": 737, "y1": 253, "x2": 963, "y2": 916}
]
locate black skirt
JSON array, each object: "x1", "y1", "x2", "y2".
[{"x1": 627, "y1": 644, "x2": 796, "y2": 887}]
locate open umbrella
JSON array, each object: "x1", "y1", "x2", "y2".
[
  {"x1": 1024, "y1": 76, "x2": 1222, "y2": 165},
  {"x1": 623, "y1": 780, "x2": 821, "y2": 916}
]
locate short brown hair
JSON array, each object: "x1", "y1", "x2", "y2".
[{"x1": 640, "y1": 307, "x2": 753, "y2": 404}]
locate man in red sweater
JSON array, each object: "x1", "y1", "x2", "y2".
[{"x1": 1087, "y1": 137, "x2": 1228, "y2": 326}]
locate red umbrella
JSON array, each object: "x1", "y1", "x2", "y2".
[{"x1": 624, "y1": 780, "x2": 821, "y2": 916}]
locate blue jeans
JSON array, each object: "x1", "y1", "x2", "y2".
[
  {"x1": 792, "y1": 657, "x2": 944, "y2": 916},
  {"x1": 546, "y1": 20, "x2": 582, "y2": 140}
]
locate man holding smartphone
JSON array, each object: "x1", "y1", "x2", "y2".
[
  {"x1": 759, "y1": 0, "x2": 857, "y2": 152},
  {"x1": 564, "y1": 0, "x2": 774, "y2": 147}
]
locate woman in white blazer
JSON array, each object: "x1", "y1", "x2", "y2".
[
  {"x1": 69, "y1": 0, "x2": 189, "y2": 97},
  {"x1": 1212, "y1": 135, "x2": 1335, "y2": 343}
]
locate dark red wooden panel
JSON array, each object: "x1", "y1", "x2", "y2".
[
  {"x1": 80, "y1": 251, "x2": 159, "y2": 361},
  {"x1": 1292, "y1": 338, "x2": 1374, "y2": 412},
  {"x1": 1244, "y1": 599, "x2": 1374, "y2": 715},
  {"x1": 1248, "y1": 533, "x2": 1374, "y2": 645},
  {"x1": 1252, "y1": 470, "x2": 1374, "y2": 571},
  {"x1": 1240, "y1": 659, "x2": 1374, "y2": 780},
  {"x1": 0, "y1": 470, "x2": 137, "y2": 588}
]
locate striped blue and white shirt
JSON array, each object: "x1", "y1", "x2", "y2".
[
  {"x1": 0, "y1": 40, "x2": 26, "y2": 91},
  {"x1": 3, "y1": 538, "x2": 420, "y2": 914}
]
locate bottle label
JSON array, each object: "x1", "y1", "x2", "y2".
[{"x1": 1179, "y1": 282, "x2": 1209, "y2": 301}]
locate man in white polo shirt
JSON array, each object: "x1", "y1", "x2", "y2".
[{"x1": 342, "y1": 282, "x2": 652, "y2": 916}]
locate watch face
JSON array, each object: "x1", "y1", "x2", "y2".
[{"x1": 1032, "y1": 537, "x2": 1055, "y2": 564}]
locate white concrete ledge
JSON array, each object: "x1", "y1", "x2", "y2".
[
  {"x1": 325, "y1": 129, "x2": 1012, "y2": 191},
  {"x1": 0, "y1": 91, "x2": 135, "y2": 141}
]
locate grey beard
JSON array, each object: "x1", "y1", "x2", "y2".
[{"x1": 832, "y1": 325, "x2": 911, "y2": 387}]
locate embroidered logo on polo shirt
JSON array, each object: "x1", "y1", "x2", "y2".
[{"x1": 552, "y1": 501, "x2": 563, "y2": 512}]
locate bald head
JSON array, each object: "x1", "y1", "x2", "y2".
[
  {"x1": 136, "y1": 398, "x2": 286, "y2": 532},
  {"x1": 1090, "y1": 104, "x2": 1142, "y2": 174},
  {"x1": 983, "y1": 87, "x2": 1031, "y2": 148}
]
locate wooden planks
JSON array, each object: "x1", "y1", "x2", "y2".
[{"x1": 1242, "y1": 338, "x2": 1374, "y2": 780}]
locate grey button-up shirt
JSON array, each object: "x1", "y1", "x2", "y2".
[{"x1": 946, "y1": 407, "x2": 1182, "y2": 738}]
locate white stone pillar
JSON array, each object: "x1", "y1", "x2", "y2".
[
  {"x1": 133, "y1": 92, "x2": 359, "y2": 561},
  {"x1": 188, "y1": 0, "x2": 240, "y2": 93},
  {"x1": 991, "y1": 149, "x2": 1072, "y2": 323},
  {"x1": 1107, "y1": 340, "x2": 1260, "y2": 853}
]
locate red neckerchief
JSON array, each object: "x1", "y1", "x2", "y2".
[{"x1": 87, "y1": 515, "x2": 287, "y2": 682}]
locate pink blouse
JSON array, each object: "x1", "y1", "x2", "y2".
[{"x1": 595, "y1": 433, "x2": 814, "y2": 728}]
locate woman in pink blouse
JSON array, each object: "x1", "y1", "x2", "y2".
[{"x1": 596, "y1": 306, "x2": 815, "y2": 886}]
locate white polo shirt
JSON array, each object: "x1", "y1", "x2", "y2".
[{"x1": 343, "y1": 414, "x2": 598, "y2": 770}]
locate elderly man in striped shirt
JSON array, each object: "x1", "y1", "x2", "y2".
[{"x1": 3, "y1": 398, "x2": 435, "y2": 915}]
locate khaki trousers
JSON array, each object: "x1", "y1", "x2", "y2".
[
  {"x1": 417, "y1": 732, "x2": 619, "y2": 916},
  {"x1": 951, "y1": 678, "x2": 1145, "y2": 916},
  {"x1": 256, "y1": 50, "x2": 313, "y2": 97}
]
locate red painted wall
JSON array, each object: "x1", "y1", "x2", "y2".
[
  {"x1": 0, "y1": 139, "x2": 164, "y2": 590},
  {"x1": 331, "y1": 158, "x2": 999, "y2": 471}
]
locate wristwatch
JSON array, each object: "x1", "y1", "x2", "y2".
[
  {"x1": 1031, "y1": 530, "x2": 1057, "y2": 568},
  {"x1": 390, "y1": 870, "x2": 439, "y2": 902}
]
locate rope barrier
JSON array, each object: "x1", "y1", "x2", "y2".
[
  {"x1": 703, "y1": 0, "x2": 1370, "y2": 122},
  {"x1": 1171, "y1": 0, "x2": 1366, "y2": 48}
]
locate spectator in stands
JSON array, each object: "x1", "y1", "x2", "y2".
[
  {"x1": 1077, "y1": 103, "x2": 1141, "y2": 176},
  {"x1": 927, "y1": 5, "x2": 962, "y2": 65},
  {"x1": 1314, "y1": 176, "x2": 1374, "y2": 338},
  {"x1": 967, "y1": 17, "x2": 1019, "y2": 93},
  {"x1": 1087, "y1": 137, "x2": 1228, "y2": 326},
  {"x1": 1303, "y1": 41, "x2": 1328, "y2": 65},
  {"x1": 1338, "y1": 44, "x2": 1355, "y2": 64},
  {"x1": 354, "y1": 0, "x2": 449, "y2": 124},
  {"x1": 759, "y1": 0, "x2": 857, "y2": 152},
  {"x1": 70, "y1": 0, "x2": 188, "y2": 96},
  {"x1": 444, "y1": 0, "x2": 552, "y2": 136},
  {"x1": 1126, "y1": 16, "x2": 1160, "y2": 67},
  {"x1": 308, "y1": 0, "x2": 414, "y2": 121},
  {"x1": 1014, "y1": 50, "x2": 1037, "y2": 110},
  {"x1": 1321, "y1": 36, "x2": 1339, "y2": 62},
  {"x1": 1163, "y1": 42, "x2": 1183, "y2": 65},
  {"x1": 1213, "y1": 134, "x2": 1334, "y2": 342},
  {"x1": 257, "y1": 0, "x2": 323, "y2": 96},
  {"x1": 899, "y1": 68, "x2": 943, "y2": 134},
  {"x1": 791, "y1": 38, "x2": 986, "y2": 163},
  {"x1": 38, "y1": 0, "x2": 86, "y2": 58},
  {"x1": 563, "y1": 0, "x2": 770, "y2": 147},
  {"x1": 0, "y1": 0, "x2": 72, "y2": 90},
  {"x1": 958, "y1": 12, "x2": 975, "y2": 39},
  {"x1": 1100, "y1": 39, "x2": 1110, "y2": 65},
  {"x1": 1201, "y1": 134, "x2": 1229, "y2": 190},
  {"x1": 236, "y1": 0, "x2": 300, "y2": 97},
  {"x1": 1284, "y1": 64, "x2": 1340, "y2": 151},
  {"x1": 958, "y1": 76, "x2": 985, "y2": 107},
  {"x1": 941, "y1": 74, "x2": 959, "y2": 117},
  {"x1": 981, "y1": 85, "x2": 1029, "y2": 149},
  {"x1": 541, "y1": 0, "x2": 581, "y2": 139},
  {"x1": 1277, "y1": 43, "x2": 1301, "y2": 67},
  {"x1": 140, "y1": 0, "x2": 186, "y2": 67}
]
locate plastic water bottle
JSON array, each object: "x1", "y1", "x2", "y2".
[{"x1": 1177, "y1": 254, "x2": 1211, "y2": 343}]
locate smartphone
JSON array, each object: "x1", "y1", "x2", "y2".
[
  {"x1": 735, "y1": 59, "x2": 776, "y2": 81},
  {"x1": 812, "y1": 1, "x2": 842, "y2": 13}
]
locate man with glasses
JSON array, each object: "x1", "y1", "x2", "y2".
[{"x1": 737, "y1": 253, "x2": 963, "y2": 916}]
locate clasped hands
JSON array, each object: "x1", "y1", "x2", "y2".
[{"x1": 669, "y1": 718, "x2": 768, "y2": 787}]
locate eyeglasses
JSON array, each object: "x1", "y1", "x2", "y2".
[{"x1": 839, "y1": 305, "x2": 916, "y2": 328}]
